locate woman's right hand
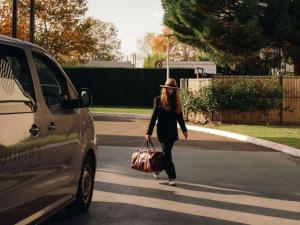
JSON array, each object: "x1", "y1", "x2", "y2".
[
  {"x1": 145, "y1": 134, "x2": 151, "y2": 140},
  {"x1": 183, "y1": 132, "x2": 188, "y2": 140}
]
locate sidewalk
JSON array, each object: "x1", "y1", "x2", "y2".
[
  {"x1": 93, "y1": 112, "x2": 300, "y2": 158},
  {"x1": 94, "y1": 118, "x2": 275, "y2": 152}
]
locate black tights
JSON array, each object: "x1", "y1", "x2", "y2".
[{"x1": 160, "y1": 141, "x2": 176, "y2": 180}]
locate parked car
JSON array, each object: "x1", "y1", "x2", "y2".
[{"x1": 0, "y1": 35, "x2": 96, "y2": 225}]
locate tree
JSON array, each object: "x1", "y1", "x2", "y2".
[
  {"x1": 169, "y1": 41, "x2": 204, "y2": 61},
  {"x1": 34, "y1": 0, "x2": 98, "y2": 64},
  {"x1": 89, "y1": 19, "x2": 121, "y2": 61},
  {"x1": 138, "y1": 27, "x2": 204, "y2": 67},
  {"x1": 137, "y1": 32, "x2": 156, "y2": 57},
  {"x1": 152, "y1": 27, "x2": 203, "y2": 61},
  {"x1": 143, "y1": 54, "x2": 165, "y2": 68},
  {"x1": 0, "y1": 0, "x2": 121, "y2": 64},
  {"x1": 0, "y1": 0, "x2": 30, "y2": 40},
  {"x1": 150, "y1": 27, "x2": 175, "y2": 55},
  {"x1": 162, "y1": 0, "x2": 300, "y2": 74}
]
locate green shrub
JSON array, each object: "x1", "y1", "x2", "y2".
[
  {"x1": 181, "y1": 77, "x2": 283, "y2": 115},
  {"x1": 181, "y1": 89, "x2": 196, "y2": 113}
]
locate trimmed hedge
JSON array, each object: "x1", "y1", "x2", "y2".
[{"x1": 63, "y1": 67, "x2": 195, "y2": 107}]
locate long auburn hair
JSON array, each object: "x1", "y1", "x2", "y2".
[{"x1": 161, "y1": 78, "x2": 182, "y2": 113}]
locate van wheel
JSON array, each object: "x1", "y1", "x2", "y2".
[{"x1": 68, "y1": 155, "x2": 95, "y2": 214}]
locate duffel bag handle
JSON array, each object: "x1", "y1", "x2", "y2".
[
  {"x1": 140, "y1": 139, "x2": 156, "y2": 151},
  {"x1": 141, "y1": 140, "x2": 148, "y2": 150},
  {"x1": 146, "y1": 139, "x2": 156, "y2": 151}
]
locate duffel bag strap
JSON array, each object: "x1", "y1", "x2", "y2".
[
  {"x1": 141, "y1": 140, "x2": 148, "y2": 150},
  {"x1": 147, "y1": 139, "x2": 156, "y2": 151}
]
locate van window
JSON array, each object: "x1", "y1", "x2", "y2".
[
  {"x1": 33, "y1": 53, "x2": 69, "y2": 111},
  {"x1": 0, "y1": 44, "x2": 36, "y2": 114}
]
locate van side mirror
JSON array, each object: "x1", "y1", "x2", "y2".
[
  {"x1": 61, "y1": 88, "x2": 92, "y2": 109},
  {"x1": 79, "y1": 88, "x2": 92, "y2": 107}
]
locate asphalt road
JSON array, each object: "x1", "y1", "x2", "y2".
[{"x1": 44, "y1": 119, "x2": 300, "y2": 225}]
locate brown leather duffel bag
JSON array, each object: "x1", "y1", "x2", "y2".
[{"x1": 131, "y1": 140, "x2": 164, "y2": 172}]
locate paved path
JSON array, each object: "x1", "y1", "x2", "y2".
[{"x1": 44, "y1": 119, "x2": 300, "y2": 225}]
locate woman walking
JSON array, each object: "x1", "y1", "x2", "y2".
[{"x1": 146, "y1": 78, "x2": 188, "y2": 186}]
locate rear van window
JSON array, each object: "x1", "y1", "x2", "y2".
[{"x1": 0, "y1": 44, "x2": 36, "y2": 114}]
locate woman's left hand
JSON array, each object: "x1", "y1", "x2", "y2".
[{"x1": 183, "y1": 132, "x2": 188, "y2": 140}]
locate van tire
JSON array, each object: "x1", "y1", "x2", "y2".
[{"x1": 68, "y1": 154, "x2": 95, "y2": 214}]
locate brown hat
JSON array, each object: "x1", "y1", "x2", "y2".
[{"x1": 160, "y1": 78, "x2": 180, "y2": 89}]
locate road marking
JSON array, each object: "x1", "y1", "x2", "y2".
[
  {"x1": 95, "y1": 171, "x2": 300, "y2": 214},
  {"x1": 96, "y1": 168, "x2": 258, "y2": 195},
  {"x1": 93, "y1": 190, "x2": 300, "y2": 225}
]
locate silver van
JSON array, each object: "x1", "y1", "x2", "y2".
[{"x1": 0, "y1": 36, "x2": 97, "y2": 225}]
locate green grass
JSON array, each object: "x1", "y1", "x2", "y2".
[
  {"x1": 89, "y1": 106, "x2": 152, "y2": 114},
  {"x1": 205, "y1": 124, "x2": 300, "y2": 149}
]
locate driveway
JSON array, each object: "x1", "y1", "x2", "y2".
[{"x1": 44, "y1": 118, "x2": 300, "y2": 225}]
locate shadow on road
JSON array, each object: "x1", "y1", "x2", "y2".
[
  {"x1": 42, "y1": 202, "x2": 244, "y2": 225},
  {"x1": 97, "y1": 134, "x2": 275, "y2": 152},
  {"x1": 92, "y1": 180, "x2": 300, "y2": 221}
]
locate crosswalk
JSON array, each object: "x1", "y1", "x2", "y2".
[{"x1": 94, "y1": 169, "x2": 300, "y2": 225}]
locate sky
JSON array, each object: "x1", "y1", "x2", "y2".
[{"x1": 87, "y1": 0, "x2": 164, "y2": 57}]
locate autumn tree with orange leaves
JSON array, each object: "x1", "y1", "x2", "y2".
[
  {"x1": 0, "y1": 0, "x2": 30, "y2": 40},
  {"x1": 0, "y1": 0, "x2": 121, "y2": 64},
  {"x1": 138, "y1": 27, "x2": 207, "y2": 67}
]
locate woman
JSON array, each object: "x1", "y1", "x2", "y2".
[{"x1": 146, "y1": 78, "x2": 188, "y2": 186}]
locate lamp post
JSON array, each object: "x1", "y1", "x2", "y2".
[
  {"x1": 11, "y1": 0, "x2": 35, "y2": 42},
  {"x1": 30, "y1": 0, "x2": 35, "y2": 43},
  {"x1": 12, "y1": 0, "x2": 18, "y2": 38},
  {"x1": 164, "y1": 34, "x2": 174, "y2": 80}
]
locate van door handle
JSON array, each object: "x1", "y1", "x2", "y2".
[
  {"x1": 48, "y1": 122, "x2": 56, "y2": 132},
  {"x1": 29, "y1": 124, "x2": 40, "y2": 136}
]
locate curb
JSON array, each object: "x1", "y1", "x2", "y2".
[
  {"x1": 184, "y1": 124, "x2": 300, "y2": 158},
  {"x1": 92, "y1": 112, "x2": 151, "y2": 120},
  {"x1": 92, "y1": 112, "x2": 300, "y2": 158}
]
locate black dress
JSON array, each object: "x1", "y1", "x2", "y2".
[{"x1": 146, "y1": 96, "x2": 187, "y2": 142}]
